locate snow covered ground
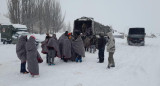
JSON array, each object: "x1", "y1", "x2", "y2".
[{"x1": 0, "y1": 33, "x2": 160, "y2": 86}]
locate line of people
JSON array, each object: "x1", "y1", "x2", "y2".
[
  {"x1": 41, "y1": 31, "x2": 85, "y2": 64},
  {"x1": 16, "y1": 30, "x2": 115, "y2": 77}
]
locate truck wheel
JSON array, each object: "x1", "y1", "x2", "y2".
[{"x1": 3, "y1": 41, "x2": 6, "y2": 44}]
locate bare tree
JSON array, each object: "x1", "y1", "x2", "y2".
[
  {"x1": 8, "y1": 0, "x2": 20, "y2": 23},
  {"x1": 8, "y1": 0, "x2": 65, "y2": 34}
]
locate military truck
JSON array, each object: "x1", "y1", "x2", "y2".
[
  {"x1": 0, "y1": 24, "x2": 29, "y2": 44},
  {"x1": 73, "y1": 17, "x2": 111, "y2": 37},
  {"x1": 127, "y1": 27, "x2": 146, "y2": 46}
]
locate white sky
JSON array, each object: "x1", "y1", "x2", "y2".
[
  {"x1": 0, "y1": 0, "x2": 159, "y2": 33},
  {"x1": 59, "y1": 0, "x2": 160, "y2": 33}
]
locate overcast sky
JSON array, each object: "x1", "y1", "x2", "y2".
[
  {"x1": 59, "y1": 0, "x2": 160, "y2": 33},
  {"x1": 0, "y1": 0, "x2": 159, "y2": 33}
]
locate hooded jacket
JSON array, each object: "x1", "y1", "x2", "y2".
[{"x1": 107, "y1": 32, "x2": 115, "y2": 52}]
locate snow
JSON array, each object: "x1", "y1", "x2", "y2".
[
  {"x1": 0, "y1": 33, "x2": 160, "y2": 86},
  {"x1": 12, "y1": 24, "x2": 27, "y2": 29}
]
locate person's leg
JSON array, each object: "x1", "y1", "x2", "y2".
[
  {"x1": 108, "y1": 52, "x2": 115, "y2": 68},
  {"x1": 21, "y1": 62, "x2": 28, "y2": 73},
  {"x1": 93, "y1": 45, "x2": 96, "y2": 53},
  {"x1": 98, "y1": 49, "x2": 101, "y2": 61},
  {"x1": 98, "y1": 48, "x2": 103, "y2": 63},
  {"x1": 46, "y1": 54, "x2": 49, "y2": 63},
  {"x1": 51, "y1": 49, "x2": 56, "y2": 65},
  {"x1": 90, "y1": 45, "x2": 92, "y2": 53},
  {"x1": 110, "y1": 52, "x2": 115, "y2": 67},
  {"x1": 48, "y1": 49, "x2": 52, "y2": 65},
  {"x1": 101, "y1": 47, "x2": 105, "y2": 62},
  {"x1": 79, "y1": 56, "x2": 82, "y2": 62},
  {"x1": 75, "y1": 53, "x2": 78, "y2": 62},
  {"x1": 20, "y1": 62, "x2": 24, "y2": 73}
]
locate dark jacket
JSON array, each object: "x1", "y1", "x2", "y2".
[
  {"x1": 90, "y1": 36, "x2": 96, "y2": 45},
  {"x1": 97, "y1": 36, "x2": 107, "y2": 49}
]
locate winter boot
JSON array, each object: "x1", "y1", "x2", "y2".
[
  {"x1": 75, "y1": 58, "x2": 78, "y2": 62},
  {"x1": 79, "y1": 57, "x2": 82, "y2": 62}
]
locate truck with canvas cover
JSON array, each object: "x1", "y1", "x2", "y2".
[{"x1": 73, "y1": 17, "x2": 111, "y2": 37}]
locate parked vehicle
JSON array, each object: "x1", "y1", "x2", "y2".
[
  {"x1": 73, "y1": 17, "x2": 111, "y2": 37},
  {"x1": 0, "y1": 24, "x2": 28, "y2": 44},
  {"x1": 127, "y1": 28, "x2": 146, "y2": 46}
]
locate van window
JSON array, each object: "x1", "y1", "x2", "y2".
[{"x1": 129, "y1": 28, "x2": 144, "y2": 34}]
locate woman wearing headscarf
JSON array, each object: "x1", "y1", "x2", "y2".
[{"x1": 26, "y1": 35, "x2": 43, "y2": 77}]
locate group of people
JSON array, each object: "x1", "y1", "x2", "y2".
[
  {"x1": 97, "y1": 32, "x2": 115, "y2": 68},
  {"x1": 81, "y1": 31, "x2": 115, "y2": 68},
  {"x1": 16, "y1": 35, "x2": 43, "y2": 77},
  {"x1": 16, "y1": 30, "x2": 115, "y2": 77},
  {"x1": 41, "y1": 31, "x2": 85, "y2": 64}
]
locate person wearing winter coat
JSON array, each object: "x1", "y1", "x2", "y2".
[
  {"x1": 84, "y1": 37, "x2": 90, "y2": 52},
  {"x1": 68, "y1": 33, "x2": 76, "y2": 61},
  {"x1": 47, "y1": 34, "x2": 60, "y2": 65},
  {"x1": 58, "y1": 31, "x2": 71, "y2": 62},
  {"x1": 97, "y1": 33, "x2": 107, "y2": 63},
  {"x1": 106, "y1": 32, "x2": 115, "y2": 68},
  {"x1": 41, "y1": 33, "x2": 51, "y2": 63},
  {"x1": 26, "y1": 35, "x2": 43, "y2": 77},
  {"x1": 16, "y1": 35, "x2": 29, "y2": 74},
  {"x1": 90, "y1": 35, "x2": 97, "y2": 53},
  {"x1": 72, "y1": 32, "x2": 85, "y2": 62}
]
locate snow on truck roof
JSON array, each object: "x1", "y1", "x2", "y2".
[
  {"x1": 1, "y1": 24, "x2": 27, "y2": 29},
  {"x1": 12, "y1": 24, "x2": 27, "y2": 29}
]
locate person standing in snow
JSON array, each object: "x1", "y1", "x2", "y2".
[
  {"x1": 68, "y1": 33, "x2": 76, "y2": 61},
  {"x1": 45, "y1": 33, "x2": 51, "y2": 63},
  {"x1": 72, "y1": 32, "x2": 85, "y2": 62},
  {"x1": 58, "y1": 31, "x2": 71, "y2": 62},
  {"x1": 26, "y1": 35, "x2": 43, "y2": 77},
  {"x1": 106, "y1": 32, "x2": 115, "y2": 68},
  {"x1": 97, "y1": 33, "x2": 107, "y2": 63},
  {"x1": 16, "y1": 35, "x2": 29, "y2": 74},
  {"x1": 47, "y1": 34, "x2": 60, "y2": 65},
  {"x1": 90, "y1": 35, "x2": 97, "y2": 53}
]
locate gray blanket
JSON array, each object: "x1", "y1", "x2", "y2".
[
  {"x1": 26, "y1": 36, "x2": 41, "y2": 75},
  {"x1": 47, "y1": 37, "x2": 61, "y2": 57},
  {"x1": 16, "y1": 35, "x2": 27, "y2": 63},
  {"x1": 72, "y1": 36, "x2": 85, "y2": 57},
  {"x1": 58, "y1": 34, "x2": 71, "y2": 58},
  {"x1": 41, "y1": 39, "x2": 49, "y2": 54}
]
